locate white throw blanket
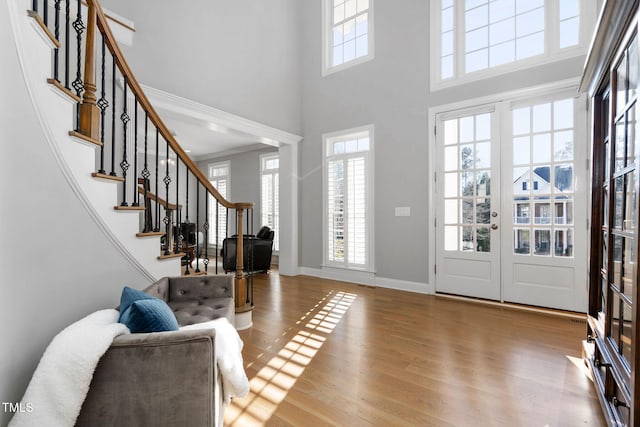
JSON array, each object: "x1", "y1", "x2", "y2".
[
  {"x1": 9, "y1": 309, "x2": 129, "y2": 427},
  {"x1": 181, "y1": 317, "x2": 250, "y2": 403}
]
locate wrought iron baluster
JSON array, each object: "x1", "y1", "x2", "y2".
[
  {"x1": 32, "y1": 0, "x2": 37, "y2": 12},
  {"x1": 97, "y1": 34, "x2": 107, "y2": 174},
  {"x1": 72, "y1": 0, "x2": 85, "y2": 130},
  {"x1": 163, "y1": 139, "x2": 172, "y2": 255},
  {"x1": 215, "y1": 202, "x2": 219, "y2": 274},
  {"x1": 132, "y1": 98, "x2": 139, "y2": 206},
  {"x1": 43, "y1": 0, "x2": 48, "y2": 25},
  {"x1": 195, "y1": 182, "x2": 201, "y2": 273},
  {"x1": 53, "y1": 0, "x2": 60, "y2": 81},
  {"x1": 64, "y1": 0, "x2": 69, "y2": 89},
  {"x1": 141, "y1": 112, "x2": 151, "y2": 232},
  {"x1": 154, "y1": 128, "x2": 160, "y2": 232},
  {"x1": 109, "y1": 56, "x2": 116, "y2": 176},
  {"x1": 184, "y1": 171, "x2": 191, "y2": 274},
  {"x1": 174, "y1": 158, "x2": 180, "y2": 255},
  {"x1": 120, "y1": 78, "x2": 130, "y2": 206},
  {"x1": 203, "y1": 193, "x2": 209, "y2": 273}
]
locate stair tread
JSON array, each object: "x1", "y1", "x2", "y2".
[
  {"x1": 114, "y1": 205, "x2": 145, "y2": 211},
  {"x1": 158, "y1": 252, "x2": 186, "y2": 260},
  {"x1": 69, "y1": 130, "x2": 102, "y2": 147},
  {"x1": 92, "y1": 172, "x2": 124, "y2": 182},
  {"x1": 136, "y1": 231, "x2": 165, "y2": 237}
]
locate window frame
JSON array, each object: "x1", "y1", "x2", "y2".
[
  {"x1": 430, "y1": 0, "x2": 598, "y2": 91},
  {"x1": 322, "y1": 0, "x2": 375, "y2": 76},
  {"x1": 322, "y1": 124, "x2": 375, "y2": 271},
  {"x1": 260, "y1": 153, "x2": 280, "y2": 252},
  {"x1": 207, "y1": 161, "x2": 230, "y2": 247}
]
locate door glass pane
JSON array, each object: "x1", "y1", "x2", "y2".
[
  {"x1": 622, "y1": 236, "x2": 635, "y2": 302},
  {"x1": 554, "y1": 229, "x2": 573, "y2": 257},
  {"x1": 555, "y1": 199, "x2": 573, "y2": 225},
  {"x1": 462, "y1": 199, "x2": 474, "y2": 223},
  {"x1": 445, "y1": 146, "x2": 458, "y2": 171},
  {"x1": 554, "y1": 130, "x2": 573, "y2": 161},
  {"x1": 534, "y1": 229, "x2": 551, "y2": 255},
  {"x1": 622, "y1": 302, "x2": 632, "y2": 365},
  {"x1": 477, "y1": 227, "x2": 490, "y2": 252},
  {"x1": 533, "y1": 133, "x2": 551, "y2": 163},
  {"x1": 477, "y1": 170, "x2": 491, "y2": 196},
  {"x1": 476, "y1": 200, "x2": 490, "y2": 224},
  {"x1": 624, "y1": 171, "x2": 636, "y2": 231},
  {"x1": 627, "y1": 108, "x2": 636, "y2": 168},
  {"x1": 476, "y1": 142, "x2": 491, "y2": 168},
  {"x1": 614, "y1": 175, "x2": 624, "y2": 229},
  {"x1": 616, "y1": 55, "x2": 627, "y2": 115},
  {"x1": 461, "y1": 226, "x2": 474, "y2": 251},
  {"x1": 513, "y1": 136, "x2": 530, "y2": 165},
  {"x1": 445, "y1": 226, "x2": 458, "y2": 251},
  {"x1": 515, "y1": 202, "x2": 530, "y2": 224},
  {"x1": 514, "y1": 228, "x2": 530, "y2": 254},
  {"x1": 444, "y1": 199, "x2": 458, "y2": 224},
  {"x1": 611, "y1": 292, "x2": 622, "y2": 351},
  {"x1": 615, "y1": 119, "x2": 625, "y2": 171}
]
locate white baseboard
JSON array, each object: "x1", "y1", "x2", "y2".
[{"x1": 297, "y1": 267, "x2": 433, "y2": 295}]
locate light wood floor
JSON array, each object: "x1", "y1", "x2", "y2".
[{"x1": 225, "y1": 272, "x2": 605, "y2": 427}]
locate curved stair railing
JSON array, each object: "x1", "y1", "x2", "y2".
[{"x1": 28, "y1": 0, "x2": 254, "y2": 313}]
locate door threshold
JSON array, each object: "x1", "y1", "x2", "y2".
[{"x1": 435, "y1": 292, "x2": 586, "y2": 320}]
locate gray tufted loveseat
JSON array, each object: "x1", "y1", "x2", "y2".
[{"x1": 76, "y1": 275, "x2": 234, "y2": 427}]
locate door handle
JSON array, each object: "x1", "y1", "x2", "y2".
[
  {"x1": 491, "y1": 224, "x2": 498, "y2": 230},
  {"x1": 491, "y1": 212, "x2": 498, "y2": 217}
]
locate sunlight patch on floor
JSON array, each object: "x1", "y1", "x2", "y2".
[
  {"x1": 566, "y1": 355, "x2": 593, "y2": 381},
  {"x1": 225, "y1": 291, "x2": 357, "y2": 426}
]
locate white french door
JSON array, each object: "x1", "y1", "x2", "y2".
[{"x1": 435, "y1": 91, "x2": 589, "y2": 312}]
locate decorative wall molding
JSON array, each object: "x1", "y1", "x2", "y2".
[{"x1": 298, "y1": 267, "x2": 432, "y2": 294}]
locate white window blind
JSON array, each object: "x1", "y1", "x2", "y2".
[
  {"x1": 324, "y1": 127, "x2": 373, "y2": 269},
  {"x1": 208, "y1": 162, "x2": 229, "y2": 247},
  {"x1": 261, "y1": 154, "x2": 279, "y2": 251}
]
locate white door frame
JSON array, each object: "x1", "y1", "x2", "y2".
[{"x1": 427, "y1": 78, "x2": 587, "y2": 297}]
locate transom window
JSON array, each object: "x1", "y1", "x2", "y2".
[
  {"x1": 434, "y1": 0, "x2": 595, "y2": 88},
  {"x1": 323, "y1": 0, "x2": 373, "y2": 75},
  {"x1": 324, "y1": 126, "x2": 374, "y2": 270}
]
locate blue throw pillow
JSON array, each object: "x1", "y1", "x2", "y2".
[{"x1": 118, "y1": 286, "x2": 179, "y2": 333}]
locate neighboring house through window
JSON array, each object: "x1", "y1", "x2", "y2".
[
  {"x1": 322, "y1": 0, "x2": 374, "y2": 75},
  {"x1": 208, "y1": 161, "x2": 230, "y2": 247},
  {"x1": 323, "y1": 125, "x2": 374, "y2": 270},
  {"x1": 260, "y1": 153, "x2": 279, "y2": 251}
]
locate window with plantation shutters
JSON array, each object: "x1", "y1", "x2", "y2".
[
  {"x1": 208, "y1": 162, "x2": 229, "y2": 247},
  {"x1": 261, "y1": 154, "x2": 279, "y2": 251},
  {"x1": 324, "y1": 127, "x2": 373, "y2": 270}
]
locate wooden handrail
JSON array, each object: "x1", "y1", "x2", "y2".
[{"x1": 85, "y1": 0, "x2": 252, "y2": 211}]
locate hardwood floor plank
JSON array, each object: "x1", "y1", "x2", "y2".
[{"x1": 225, "y1": 272, "x2": 604, "y2": 426}]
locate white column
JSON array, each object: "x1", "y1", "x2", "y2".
[{"x1": 278, "y1": 143, "x2": 299, "y2": 276}]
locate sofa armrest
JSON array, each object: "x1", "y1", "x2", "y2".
[{"x1": 76, "y1": 329, "x2": 218, "y2": 427}]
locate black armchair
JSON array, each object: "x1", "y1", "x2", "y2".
[{"x1": 222, "y1": 226, "x2": 274, "y2": 273}]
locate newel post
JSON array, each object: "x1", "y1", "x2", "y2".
[
  {"x1": 79, "y1": 0, "x2": 100, "y2": 140},
  {"x1": 234, "y1": 207, "x2": 247, "y2": 309}
]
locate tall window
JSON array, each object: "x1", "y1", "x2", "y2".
[
  {"x1": 323, "y1": 0, "x2": 373, "y2": 75},
  {"x1": 433, "y1": 0, "x2": 595, "y2": 88},
  {"x1": 261, "y1": 154, "x2": 279, "y2": 251},
  {"x1": 208, "y1": 162, "x2": 230, "y2": 247},
  {"x1": 324, "y1": 126, "x2": 373, "y2": 270}
]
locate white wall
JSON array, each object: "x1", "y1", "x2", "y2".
[
  {"x1": 0, "y1": 4, "x2": 152, "y2": 425},
  {"x1": 298, "y1": 1, "x2": 587, "y2": 285},
  {"x1": 101, "y1": 0, "x2": 302, "y2": 135}
]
